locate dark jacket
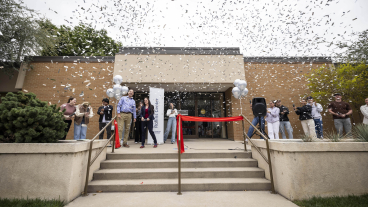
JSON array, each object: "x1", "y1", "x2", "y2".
[
  {"x1": 295, "y1": 105, "x2": 313, "y2": 120},
  {"x1": 97, "y1": 105, "x2": 113, "y2": 123},
  {"x1": 278, "y1": 105, "x2": 290, "y2": 122},
  {"x1": 141, "y1": 105, "x2": 155, "y2": 121}
]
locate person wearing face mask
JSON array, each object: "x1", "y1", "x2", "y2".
[
  {"x1": 307, "y1": 96, "x2": 324, "y2": 139},
  {"x1": 360, "y1": 98, "x2": 368, "y2": 125},
  {"x1": 328, "y1": 93, "x2": 353, "y2": 136},
  {"x1": 60, "y1": 97, "x2": 77, "y2": 140},
  {"x1": 265, "y1": 100, "x2": 280, "y2": 139}
]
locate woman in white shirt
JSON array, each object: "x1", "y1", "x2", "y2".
[
  {"x1": 360, "y1": 98, "x2": 368, "y2": 125},
  {"x1": 164, "y1": 103, "x2": 178, "y2": 144}
]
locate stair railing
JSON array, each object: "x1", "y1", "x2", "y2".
[
  {"x1": 82, "y1": 116, "x2": 117, "y2": 196},
  {"x1": 241, "y1": 115, "x2": 275, "y2": 194}
]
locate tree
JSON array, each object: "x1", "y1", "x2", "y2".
[
  {"x1": 40, "y1": 21, "x2": 122, "y2": 56},
  {"x1": 0, "y1": 92, "x2": 67, "y2": 143},
  {"x1": 0, "y1": 0, "x2": 56, "y2": 78},
  {"x1": 307, "y1": 63, "x2": 368, "y2": 120},
  {"x1": 336, "y1": 29, "x2": 368, "y2": 63}
]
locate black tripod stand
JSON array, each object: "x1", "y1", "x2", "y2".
[{"x1": 250, "y1": 116, "x2": 270, "y2": 140}]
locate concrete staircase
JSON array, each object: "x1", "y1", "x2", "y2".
[{"x1": 88, "y1": 152, "x2": 271, "y2": 192}]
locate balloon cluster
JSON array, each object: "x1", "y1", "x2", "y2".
[
  {"x1": 232, "y1": 79, "x2": 248, "y2": 99},
  {"x1": 106, "y1": 75, "x2": 129, "y2": 100}
]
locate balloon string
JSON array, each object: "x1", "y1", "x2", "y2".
[{"x1": 240, "y1": 98, "x2": 242, "y2": 114}]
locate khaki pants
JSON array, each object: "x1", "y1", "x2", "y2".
[
  {"x1": 118, "y1": 113, "x2": 132, "y2": 145},
  {"x1": 301, "y1": 119, "x2": 317, "y2": 138}
]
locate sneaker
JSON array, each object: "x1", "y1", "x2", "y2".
[
  {"x1": 153, "y1": 144, "x2": 157, "y2": 148},
  {"x1": 135, "y1": 142, "x2": 138, "y2": 144},
  {"x1": 171, "y1": 142, "x2": 174, "y2": 144},
  {"x1": 140, "y1": 145, "x2": 145, "y2": 148},
  {"x1": 123, "y1": 144, "x2": 130, "y2": 148}
]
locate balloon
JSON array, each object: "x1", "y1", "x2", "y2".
[
  {"x1": 232, "y1": 87, "x2": 241, "y2": 99},
  {"x1": 238, "y1": 80, "x2": 247, "y2": 91},
  {"x1": 113, "y1": 75, "x2": 123, "y2": 84},
  {"x1": 121, "y1": 86, "x2": 129, "y2": 95},
  {"x1": 233, "y1": 79, "x2": 241, "y2": 87},
  {"x1": 241, "y1": 88, "x2": 249, "y2": 97},
  {"x1": 106, "y1": 88, "x2": 114, "y2": 98},
  {"x1": 114, "y1": 93, "x2": 122, "y2": 100},
  {"x1": 113, "y1": 84, "x2": 122, "y2": 94}
]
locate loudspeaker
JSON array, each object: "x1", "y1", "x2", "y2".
[{"x1": 252, "y1": 97, "x2": 267, "y2": 117}]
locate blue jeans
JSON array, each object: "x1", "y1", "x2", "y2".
[
  {"x1": 279, "y1": 121, "x2": 293, "y2": 139},
  {"x1": 314, "y1": 118, "x2": 323, "y2": 138},
  {"x1": 247, "y1": 116, "x2": 265, "y2": 139},
  {"x1": 164, "y1": 117, "x2": 177, "y2": 143},
  {"x1": 74, "y1": 122, "x2": 87, "y2": 140}
]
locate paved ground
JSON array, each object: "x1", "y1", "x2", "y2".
[
  {"x1": 66, "y1": 191, "x2": 297, "y2": 207},
  {"x1": 112, "y1": 138, "x2": 251, "y2": 153}
]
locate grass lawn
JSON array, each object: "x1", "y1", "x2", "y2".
[
  {"x1": 293, "y1": 194, "x2": 368, "y2": 207},
  {"x1": 0, "y1": 198, "x2": 65, "y2": 207}
]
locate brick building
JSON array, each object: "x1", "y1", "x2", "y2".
[{"x1": 6, "y1": 47, "x2": 339, "y2": 141}]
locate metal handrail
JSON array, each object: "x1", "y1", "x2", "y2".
[
  {"x1": 244, "y1": 132, "x2": 269, "y2": 164},
  {"x1": 241, "y1": 114, "x2": 275, "y2": 194},
  {"x1": 82, "y1": 116, "x2": 117, "y2": 196}
]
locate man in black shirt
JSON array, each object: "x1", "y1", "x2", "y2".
[
  {"x1": 294, "y1": 99, "x2": 316, "y2": 138},
  {"x1": 276, "y1": 100, "x2": 293, "y2": 139},
  {"x1": 97, "y1": 98, "x2": 114, "y2": 139}
]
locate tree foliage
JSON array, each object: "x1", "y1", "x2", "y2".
[
  {"x1": 0, "y1": 0, "x2": 56, "y2": 78},
  {"x1": 40, "y1": 21, "x2": 122, "y2": 56},
  {"x1": 0, "y1": 92, "x2": 67, "y2": 143},
  {"x1": 336, "y1": 29, "x2": 368, "y2": 63},
  {"x1": 307, "y1": 63, "x2": 368, "y2": 113}
]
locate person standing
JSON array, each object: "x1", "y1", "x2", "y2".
[
  {"x1": 97, "y1": 98, "x2": 113, "y2": 140},
  {"x1": 246, "y1": 104, "x2": 266, "y2": 139},
  {"x1": 307, "y1": 96, "x2": 324, "y2": 139},
  {"x1": 266, "y1": 100, "x2": 280, "y2": 139},
  {"x1": 328, "y1": 93, "x2": 353, "y2": 136},
  {"x1": 117, "y1": 89, "x2": 136, "y2": 148},
  {"x1": 276, "y1": 100, "x2": 293, "y2": 139},
  {"x1": 60, "y1": 97, "x2": 77, "y2": 140},
  {"x1": 74, "y1": 102, "x2": 94, "y2": 140},
  {"x1": 134, "y1": 101, "x2": 143, "y2": 143},
  {"x1": 361, "y1": 98, "x2": 368, "y2": 125},
  {"x1": 140, "y1": 97, "x2": 158, "y2": 148},
  {"x1": 164, "y1": 103, "x2": 178, "y2": 144},
  {"x1": 294, "y1": 99, "x2": 317, "y2": 139}
]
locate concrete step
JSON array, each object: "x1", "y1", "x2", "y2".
[
  {"x1": 93, "y1": 167, "x2": 265, "y2": 180},
  {"x1": 106, "y1": 152, "x2": 252, "y2": 160},
  {"x1": 88, "y1": 178, "x2": 271, "y2": 192},
  {"x1": 100, "y1": 158, "x2": 258, "y2": 169}
]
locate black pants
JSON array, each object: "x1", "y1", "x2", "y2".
[
  {"x1": 134, "y1": 119, "x2": 141, "y2": 142},
  {"x1": 99, "y1": 122, "x2": 112, "y2": 139},
  {"x1": 141, "y1": 120, "x2": 157, "y2": 146},
  {"x1": 62, "y1": 120, "x2": 72, "y2": 140}
]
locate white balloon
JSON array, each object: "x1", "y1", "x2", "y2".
[
  {"x1": 233, "y1": 79, "x2": 241, "y2": 87},
  {"x1": 232, "y1": 87, "x2": 241, "y2": 99},
  {"x1": 121, "y1": 86, "x2": 129, "y2": 95},
  {"x1": 238, "y1": 80, "x2": 247, "y2": 91},
  {"x1": 114, "y1": 93, "x2": 122, "y2": 100},
  {"x1": 241, "y1": 88, "x2": 249, "y2": 97},
  {"x1": 113, "y1": 75, "x2": 123, "y2": 84},
  {"x1": 106, "y1": 88, "x2": 114, "y2": 98},
  {"x1": 113, "y1": 84, "x2": 122, "y2": 94}
]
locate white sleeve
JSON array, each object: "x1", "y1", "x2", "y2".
[
  {"x1": 316, "y1": 103, "x2": 323, "y2": 112},
  {"x1": 88, "y1": 107, "x2": 94, "y2": 118},
  {"x1": 361, "y1": 106, "x2": 368, "y2": 119},
  {"x1": 166, "y1": 109, "x2": 171, "y2": 116},
  {"x1": 75, "y1": 106, "x2": 84, "y2": 117},
  {"x1": 174, "y1": 109, "x2": 178, "y2": 116}
]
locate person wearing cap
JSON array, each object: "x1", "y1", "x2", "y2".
[
  {"x1": 360, "y1": 98, "x2": 368, "y2": 125},
  {"x1": 97, "y1": 98, "x2": 113, "y2": 140},
  {"x1": 74, "y1": 102, "x2": 94, "y2": 140},
  {"x1": 307, "y1": 96, "x2": 324, "y2": 139},
  {"x1": 294, "y1": 99, "x2": 317, "y2": 139},
  {"x1": 275, "y1": 100, "x2": 293, "y2": 139},
  {"x1": 328, "y1": 93, "x2": 353, "y2": 136}
]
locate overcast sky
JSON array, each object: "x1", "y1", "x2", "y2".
[{"x1": 23, "y1": 0, "x2": 368, "y2": 57}]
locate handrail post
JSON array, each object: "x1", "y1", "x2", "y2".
[
  {"x1": 177, "y1": 116, "x2": 182, "y2": 195},
  {"x1": 83, "y1": 140, "x2": 93, "y2": 196},
  {"x1": 112, "y1": 120, "x2": 115, "y2": 153},
  {"x1": 242, "y1": 119, "x2": 247, "y2": 151}
]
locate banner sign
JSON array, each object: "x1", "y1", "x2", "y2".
[{"x1": 148, "y1": 87, "x2": 164, "y2": 144}]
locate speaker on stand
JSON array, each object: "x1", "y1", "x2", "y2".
[{"x1": 251, "y1": 97, "x2": 269, "y2": 139}]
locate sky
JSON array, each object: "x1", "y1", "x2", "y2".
[{"x1": 22, "y1": 0, "x2": 368, "y2": 57}]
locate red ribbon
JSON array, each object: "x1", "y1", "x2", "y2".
[
  {"x1": 176, "y1": 115, "x2": 243, "y2": 153},
  {"x1": 114, "y1": 120, "x2": 121, "y2": 149}
]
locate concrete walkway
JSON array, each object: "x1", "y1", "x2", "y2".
[{"x1": 66, "y1": 191, "x2": 297, "y2": 207}]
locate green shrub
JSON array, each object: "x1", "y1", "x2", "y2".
[
  {"x1": 353, "y1": 124, "x2": 368, "y2": 142},
  {"x1": 0, "y1": 197, "x2": 65, "y2": 207},
  {"x1": 301, "y1": 134, "x2": 313, "y2": 142},
  {"x1": 325, "y1": 131, "x2": 344, "y2": 142},
  {"x1": 0, "y1": 92, "x2": 67, "y2": 143}
]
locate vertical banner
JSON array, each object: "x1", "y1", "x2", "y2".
[{"x1": 148, "y1": 87, "x2": 164, "y2": 144}]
